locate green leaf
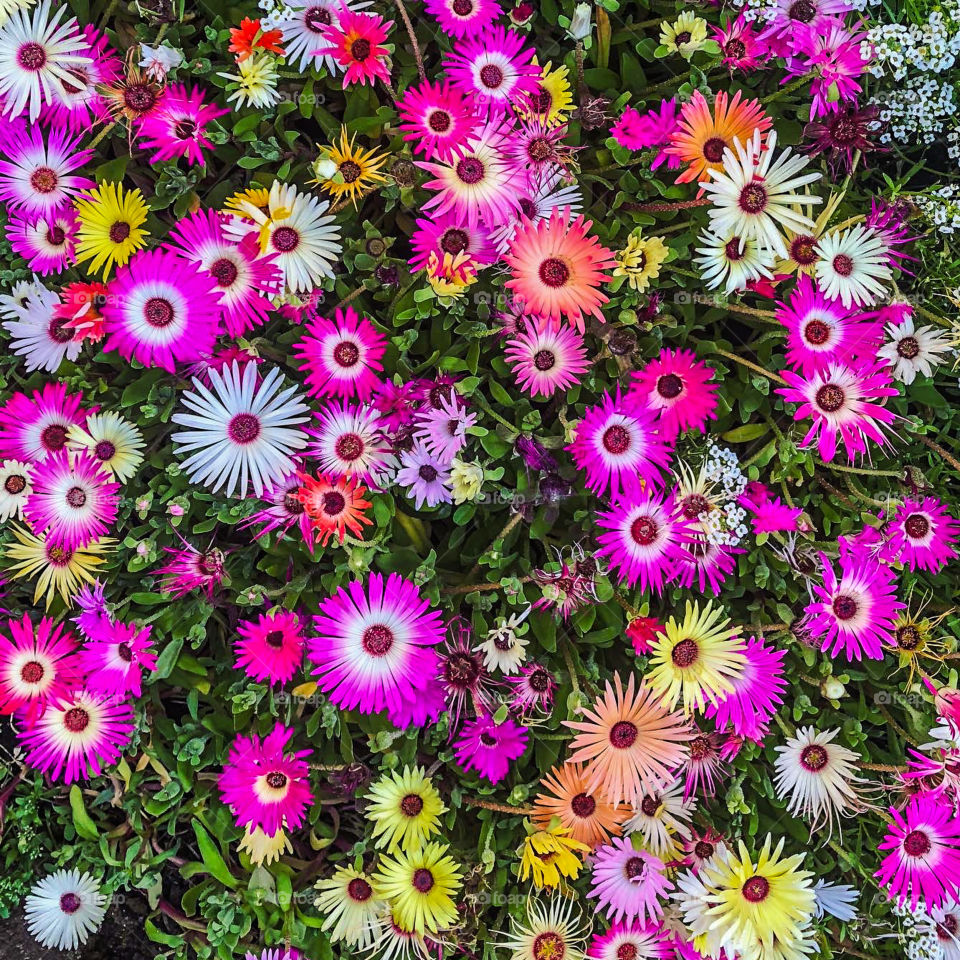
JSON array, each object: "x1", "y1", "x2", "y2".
[
  {"x1": 69, "y1": 785, "x2": 99, "y2": 840},
  {"x1": 191, "y1": 819, "x2": 238, "y2": 889},
  {"x1": 721, "y1": 423, "x2": 769, "y2": 443}
]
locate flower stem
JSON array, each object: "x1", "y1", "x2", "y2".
[
  {"x1": 762, "y1": 73, "x2": 811, "y2": 105},
  {"x1": 712, "y1": 347, "x2": 788, "y2": 385},
  {"x1": 622, "y1": 197, "x2": 712, "y2": 212},
  {"x1": 912, "y1": 432, "x2": 960, "y2": 474},
  {"x1": 815, "y1": 460, "x2": 901, "y2": 478},
  {"x1": 463, "y1": 797, "x2": 535, "y2": 815},
  {"x1": 393, "y1": 0, "x2": 426, "y2": 82}
]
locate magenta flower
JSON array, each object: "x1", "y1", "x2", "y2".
[
  {"x1": 453, "y1": 713, "x2": 528, "y2": 784},
  {"x1": 395, "y1": 80, "x2": 480, "y2": 163},
  {"x1": 712, "y1": 15, "x2": 769, "y2": 72},
  {"x1": 876, "y1": 794, "x2": 960, "y2": 911},
  {"x1": 882, "y1": 497, "x2": 960, "y2": 574},
  {"x1": 239, "y1": 474, "x2": 316, "y2": 554},
  {"x1": 408, "y1": 211, "x2": 498, "y2": 274},
  {"x1": 308, "y1": 573, "x2": 445, "y2": 716},
  {"x1": 218, "y1": 723, "x2": 313, "y2": 834},
  {"x1": 674, "y1": 538, "x2": 742, "y2": 595},
  {"x1": 9, "y1": 208, "x2": 78, "y2": 276},
  {"x1": 610, "y1": 101, "x2": 680, "y2": 171},
  {"x1": 504, "y1": 318, "x2": 589, "y2": 398},
  {"x1": 235, "y1": 610, "x2": 305, "y2": 686},
  {"x1": 738, "y1": 482, "x2": 802, "y2": 534},
  {"x1": 156, "y1": 540, "x2": 228, "y2": 600},
  {"x1": 75, "y1": 620, "x2": 156, "y2": 697},
  {"x1": 423, "y1": 0, "x2": 500, "y2": 38},
  {"x1": 135, "y1": 84, "x2": 227, "y2": 166},
  {"x1": 788, "y1": 18, "x2": 871, "y2": 119},
  {"x1": 587, "y1": 921, "x2": 671, "y2": 960},
  {"x1": 0, "y1": 382, "x2": 88, "y2": 463},
  {"x1": 589, "y1": 838, "x2": 672, "y2": 925},
  {"x1": 628, "y1": 349, "x2": 718, "y2": 443},
  {"x1": 802, "y1": 550, "x2": 904, "y2": 661}
]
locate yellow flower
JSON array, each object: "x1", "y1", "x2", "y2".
[
  {"x1": 222, "y1": 186, "x2": 271, "y2": 219},
  {"x1": 372, "y1": 842, "x2": 462, "y2": 936},
  {"x1": 426, "y1": 250, "x2": 478, "y2": 299},
  {"x1": 312, "y1": 127, "x2": 389, "y2": 207},
  {"x1": 646, "y1": 600, "x2": 746, "y2": 714},
  {"x1": 660, "y1": 11, "x2": 709, "y2": 59},
  {"x1": 365, "y1": 765, "x2": 446, "y2": 853},
  {"x1": 218, "y1": 52, "x2": 280, "y2": 110},
  {"x1": 518, "y1": 825, "x2": 589, "y2": 889},
  {"x1": 613, "y1": 233, "x2": 670, "y2": 292},
  {"x1": 238, "y1": 825, "x2": 292, "y2": 866},
  {"x1": 67, "y1": 412, "x2": 145, "y2": 483},
  {"x1": 450, "y1": 460, "x2": 484, "y2": 504},
  {"x1": 518, "y1": 60, "x2": 574, "y2": 127},
  {"x1": 73, "y1": 182, "x2": 149, "y2": 279},
  {"x1": 3, "y1": 526, "x2": 112, "y2": 610}
]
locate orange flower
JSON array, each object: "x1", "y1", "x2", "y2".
[
  {"x1": 229, "y1": 17, "x2": 285, "y2": 62},
  {"x1": 504, "y1": 207, "x2": 616, "y2": 333},
  {"x1": 664, "y1": 90, "x2": 771, "y2": 190},
  {"x1": 564, "y1": 673, "x2": 694, "y2": 806},
  {"x1": 533, "y1": 761, "x2": 632, "y2": 849},
  {"x1": 298, "y1": 473, "x2": 372, "y2": 546}
]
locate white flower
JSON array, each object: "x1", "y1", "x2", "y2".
[
  {"x1": 475, "y1": 607, "x2": 531, "y2": 674},
  {"x1": 218, "y1": 52, "x2": 281, "y2": 111},
  {"x1": 814, "y1": 223, "x2": 892, "y2": 308},
  {"x1": 701, "y1": 129, "x2": 822, "y2": 258},
  {"x1": 877, "y1": 314, "x2": 954, "y2": 384},
  {"x1": 813, "y1": 880, "x2": 858, "y2": 922},
  {"x1": 694, "y1": 228, "x2": 775, "y2": 294},
  {"x1": 0, "y1": 279, "x2": 79, "y2": 373},
  {"x1": 139, "y1": 42, "x2": 183, "y2": 81},
  {"x1": 566, "y1": 2, "x2": 593, "y2": 40},
  {"x1": 623, "y1": 779, "x2": 696, "y2": 858},
  {"x1": 275, "y1": 0, "x2": 371, "y2": 73},
  {"x1": 172, "y1": 361, "x2": 310, "y2": 498},
  {"x1": 24, "y1": 868, "x2": 106, "y2": 950},
  {"x1": 0, "y1": 458, "x2": 32, "y2": 520}
]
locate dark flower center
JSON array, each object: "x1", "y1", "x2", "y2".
[
  {"x1": 625, "y1": 856, "x2": 646, "y2": 879},
  {"x1": 674, "y1": 30, "x2": 691, "y2": 43},
  {"x1": 739, "y1": 183, "x2": 768, "y2": 214},
  {"x1": 830, "y1": 116, "x2": 858, "y2": 145},
  {"x1": 532, "y1": 933, "x2": 565, "y2": 960},
  {"x1": 419, "y1": 464, "x2": 438, "y2": 482},
  {"x1": 347, "y1": 877, "x2": 372, "y2": 901},
  {"x1": 789, "y1": 0, "x2": 817, "y2": 20},
  {"x1": 452, "y1": 0, "x2": 474, "y2": 14},
  {"x1": 800, "y1": 744, "x2": 828, "y2": 771},
  {"x1": 630, "y1": 515, "x2": 658, "y2": 546},
  {"x1": 117, "y1": 642, "x2": 133, "y2": 663},
  {"x1": 64, "y1": 707, "x2": 90, "y2": 733},
  {"x1": 443, "y1": 651, "x2": 481, "y2": 687},
  {"x1": 528, "y1": 137, "x2": 552, "y2": 163},
  {"x1": 904, "y1": 513, "x2": 930, "y2": 539},
  {"x1": 602, "y1": 425, "x2": 631, "y2": 455},
  {"x1": 66, "y1": 486, "x2": 87, "y2": 509},
  {"x1": 333, "y1": 341, "x2": 360, "y2": 367},
  {"x1": 335, "y1": 433, "x2": 363, "y2": 461},
  {"x1": 401, "y1": 793, "x2": 424, "y2": 817},
  {"x1": 109, "y1": 221, "x2": 132, "y2": 243},
  {"x1": 350, "y1": 38, "x2": 371, "y2": 60},
  {"x1": 440, "y1": 228, "x2": 468, "y2": 255},
  {"x1": 896, "y1": 624, "x2": 922, "y2": 651},
  {"x1": 724, "y1": 238, "x2": 745, "y2": 261},
  {"x1": 938, "y1": 915, "x2": 960, "y2": 939},
  {"x1": 534, "y1": 349, "x2": 556, "y2": 371},
  {"x1": 519, "y1": 197, "x2": 537, "y2": 218},
  {"x1": 702, "y1": 136, "x2": 727, "y2": 163},
  {"x1": 815, "y1": 383, "x2": 845, "y2": 413},
  {"x1": 480, "y1": 63, "x2": 505, "y2": 89},
  {"x1": 46, "y1": 226, "x2": 66, "y2": 247},
  {"x1": 609, "y1": 720, "x2": 638, "y2": 749},
  {"x1": 694, "y1": 840, "x2": 715, "y2": 859},
  {"x1": 791, "y1": 235, "x2": 818, "y2": 264},
  {"x1": 41, "y1": 424, "x2": 69, "y2": 451},
  {"x1": 144, "y1": 297, "x2": 175, "y2": 328},
  {"x1": 897, "y1": 336, "x2": 920, "y2": 360},
  {"x1": 657, "y1": 373, "x2": 683, "y2": 399},
  {"x1": 456, "y1": 157, "x2": 485, "y2": 185},
  {"x1": 804, "y1": 319, "x2": 831, "y2": 345},
  {"x1": 272, "y1": 226, "x2": 300, "y2": 253},
  {"x1": 265, "y1": 630, "x2": 285, "y2": 648},
  {"x1": 832, "y1": 594, "x2": 858, "y2": 621},
  {"x1": 228, "y1": 413, "x2": 261, "y2": 445},
  {"x1": 570, "y1": 792, "x2": 596, "y2": 818},
  {"x1": 124, "y1": 83, "x2": 157, "y2": 113},
  {"x1": 266, "y1": 771, "x2": 288, "y2": 789},
  {"x1": 528, "y1": 668, "x2": 550, "y2": 692},
  {"x1": 428, "y1": 109, "x2": 451, "y2": 133},
  {"x1": 17, "y1": 42, "x2": 47, "y2": 71},
  {"x1": 47, "y1": 545, "x2": 72, "y2": 566},
  {"x1": 362, "y1": 624, "x2": 394, "y2": 656},
  {"x1": 538, "y1": 257, "x2": 570, "y2": 288},
  {"x1": 30, "y1": 167, "x2": 57, "y2": 194},
  {"x1": 94, "y1": 440, "x2": 116, "y2": 461},
  {"x1": 322, "y1": 491, "x2": 346, "y2": 515},
  {"x1": 339, "y1": 160, "x2": 362, "y2": 183},
  {"x1": 284, "y1": 493, "x2": 305, "y2": 514},
  {"x1": 832, "y1": 253, "x2": 854, "y2": 277},
  {"x1": 59, "y1": 893, "x2": 82, "y2": 915},
  {"x1": 616, "y1": 945, "x2": 637, "y2": 960},
  {"x1": 304, "y1": 7, "x2": 332, "y2": 31},
  {"x1": 4, "y1": 474, "x2": 27, "y2": 494},
  {"x1": 640, "y1": 795, "x2": 659, "y2": 816},
  {"x1": 211, "y1": 257, "x2": 239, "y2": 287},
  {"x1": 479, "y1": 731, "x2": 497, "y2": 746},
  {"x1": 174, "y1": 119, "x2": 197, "y2": 139},
  {"x1": 903, "y1": 829, "x2": 931, "y2": 857},
  {"x1": 20, "y1": 660, "x2": 43, "y2": 683},
  {"x1": 725, "y1": 38, "x2": 746, "y2": 59},
  {"x1": 681, "y1": 493, "x2": 710, "y2": 520},
  {"x1": 671, "y1": 638, "x2": 700, "y2": 668},
  {"x1": 742, "y1": 875, "x2": 770, "y2": 902}
]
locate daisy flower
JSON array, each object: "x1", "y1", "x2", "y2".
[
  {"x1": 0, "y1": 612, "x2": 79, "y2": 719},
  {"x1": 804, "y1": 104, "x2": 884, "y2": 175},
  {"x1": 814, "y1": 223, "x2": 894, "y2": 309},
  {"x1": 504, "y1": 207, "x2": 616, "y2": 332},
  {"x1": 498, "y1": 898, "x2": 589, "y2": 960},
  {"x1": 802, "y1": 550, "x2": 904, "y2": 661},
  {"x1": 646, "y1": 601, "x2": 746, "y2": 715},
  {"x1": 533, "y1": 761, "x2": 631, "y2": 849},
  {"x1": 72, "y1": 181, "x2": 149, "y2": 279},
  {"x1": 453, "y1": 713, "x2": 529, "y2": 784},
  {"x1": 613, "y1": 233, "x2": 669, "y2": 292},
  {"x1": 218, "y1": 51, "x2": 281, "y2": 109},
  {"x1": 294, "y1": 306, "x2": 386, "y2": 401},
  {"x1": 298, "y1": 471, "x2": 372, "y2": 546},
  {"x1": 239, "y1": 824, "x2": 293, "y2": 866},
  {"x1": 590, "y1": 839, "x2": 672, "y2": 925},
  {"x1": 565, "y1": 673, "x2": 694, "y2": 806},
  {"x1": 659, "y1": 10, "x2": 708, "y2": 58},
  {"x1": 365, "y1": 765, "x2": 446, "y2": 853},
  {"x1": 519, "y1": 825, "x2": 589, "y2": 888},
  {"x1": 623, "y1": 779, "x2": 696, "y2": 860},
  {"x1": 508, "y1": 662, "x2": 558, "y2": 713},
  {"x1": 701, "y1": 129, "x2": 822, "y2": 258},
  {"x1": 713, "y1": 15, "x2": 768, "y2": 71},
  {"x1": 9, "y1": 209, "x2": 78, "y2": 278},
  {"x1": 307, "y1": 400, "x2": 397, "y2": 488},
  {"x1": 0, "y1": 381, "x2": 87, "y2": 462},
  {"x1": 444, "y1": 26, "x2": 539, "y2": 115},
  {"x1": 19, "y1": 688, "x2": 135, "y2": 782},
  {"x1": 418, "y1": 120, "x2": 522, "y2": 232},
  {"x1": 229, "y1": 17, "x2": 285, "y2": 61},
  {"x1": 409, "y1": 211, "x2": 498, "y2": 274},
  {"x1": 704, "y1": 636, "x2": 787, "y2": 739},
  {"x1": 156, "y1": 541, "x2": 226, "y2": 600},
  {"x1": 876, "y1": 794, "x2": 960, "y2": 910},
  {"x1": 274, "y1": 0, "x2": 370, "y2": 74},
  {"x1": 877, "y1": 314, "x2": 953, "y2": 385},
  {"x1": 66, "y1": 412, "x2": 145, "y2": 483},
  {"x1": 628, "y1": 348, "x2": 718, "y2": 443},
  {"x1": 492, "y1": 172, "x2": 584, "y2": 254},
  {"x1": 74, "y1": 620, "x2": 156, "y2": 698},
  {"x1": 0, "y1": 458, "x2": 32, "y2": 520},
  {"x1": 318, "y1": 8, "x2": 393, "y2": 87},
  {"x1": 168, "y1": 208, "x2": 282, "y2": 338},
  {"x1": 566, "y1": 389, "x2": 672, "y2": 499},
  {"x1": 234, "y1": 609, "x2": 304, "y2": 685},
  {"x1": 308, "y1": 572, "x2": 444, "y2": 715},
  {"x1": 219, "y1": 723, "x2": 313, "y2": 834},
  {"x1": 0, "y1": 123, "x2": 92, "y2": 217},
  {"x1": 504, "y1": 317, "x2": 589, "y2": 399},
  {"x1": 694, "y1": 227, "x2": 775, "y2": 294},
  {"x1": 23, "y1": 449, "x2": 118, "y2": 550},
  {"x1": 587, "y1": 921, "x2": 671, "y2": 960},
  {"x1": 414, "y1": 392, "x2": 476, "y2": 462},
  {"x1": 435, "y1": 622, "x2": 494, "y2": 728},
  {"x1": 595, "y1": 490, "x2": 692, "y2": 593},
  {"x1": 372, "y1": 842, "x2": 462, "y2": 936},
  {"x1": 313, "y1": 127, "x2": 389, "y2": 207},
  {"x1": 423, "y1": 0, "x2": 499, "y2": 38},
  {"x1": 24, "y1": 869, "x2": 105, "y2": 951},
  {"x1": 883, "y1": 497, "x2": 960, "y2": 574},
  {"x1": 396, "y1": 442, "x2": 453, "y2": 509},
  {"x1": 776, "y1": 362, "x2": 898, "y2": 462},
  {"x1": 241, "y1": 474, "x2": 316, "y2": 550},
  {"x1": 135, "y1": 84, "x2": 227, "y2": 166},
  {"x1": 314, "y1": 865, "x2": 385, "y2": 949},
  {"x1": 792, "y1": 19, "x2": 871, "y2": 119},
  {"x1": 664, "y1": 90, "x2": 771, "y2": 188},
  {"x1": 171, "y1": 362, "x2": 310, "y2": 499},
  {"x1": 774, "y1": 726, "x2": 863, "y2": 834},
  {"x1": 1, "y1": 277, "x2": 80, "y2": 372},
  {"x1": 0, "y1": 0, "x2": 91, "y2": 122}
]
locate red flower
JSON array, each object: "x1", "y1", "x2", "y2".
[{"x1": 229, "y1": 17, "x2": 285, "y2": 62}]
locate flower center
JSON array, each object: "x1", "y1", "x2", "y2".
[
  {"x1": 480, "y1": 63, "x2": 505, "y2": 89},
  {"x1": 804, "y1": 319, "x2": 831, "y2": 345},
  {"x1": 630, "y1": 515, "x2": 658, "y2": 546},
  {"x1": 904, "y1": 513, "x2": 930, "y2": 539},
  {"x1": 832, "y1": 253, "x2": 854, "y2": 277},
  {"x1": 609, "y1": 720, "x2": 638, "y2": 749},
  {"x1": 674, "y1": 30, "x2": 691, "y2": 43},
  {"x1": 419, "y1": 464, "x2": 438, "y2": 482},
  {"x1": 570, "y1": 792, "x2": 595, "y2": 817},
  {"x1": 265, "y1": 630, "x2": 285, "y2": 648},
  {"x1": 109, "y1": 221, "x2": 131, "y2": 243},
  {"x1": 896, "y1": 625, "x2": 922, "y2": 651},
  {"x1": 657, "y1": 373, "x2": 683, "y2": 399},
  {"x1": 20, "y1": 660, "x2": 44, "y2": 684},
  {"x1": 519, "y1": 196, "x2": 537, "y2": 218},
  {"x1": 30, "y1": 166, "x2": 58, "y2": 194},
  {"x1": 939, "y1": 915, "x2": 960, "y2": 939},
  {"x1": 335, "y1": 433, "x2": 364, "y2": 461},
  {"x1": 339, "y1": 160, "x2": 362, "y2": 183},
  {"x1": 830, "y1": 116, "x2": 858, "y2": 144},
  {"x1": 528, "y1": 137, "x2": 552, "y2": 163},
  {"x1": 412, "y1": 867, "x2": 434, "y2": 893},
  {"x1": 272, "y1": 226, "x2": 300, "y2": 253},
  {"x1": 725, "y1": 38, "x2": 746, "y2": 59},
  {"x1": 174, "y1": 119, "x2": 197, "y2": 139},
  {"x1": 538, "y1": 257, "x2": 570, "y2": 288},
  {"x1": 904, "y1": 829, "x2": 931, "y2": 857},
  {"x1": 47, "y1": 545, "x2": 72, "y2": 566},
  {"x1": 456, "y1": 157, "x2": 485, "y2": 185},
  {"x1": 304, "y1": 7, "x2": 332, "y2": 31},
  {"x1": 64, "y1": 707, "x2": 90, "y2": 733},
  {"x1": 124, "y1": 83, "x2": 157, "y2": 113},
  {"x1": 739, "y1": 183, "x2": 768, "y2": 214},
  {"x1": 815, "y1": 383, "x2": 845, "y2": 413},
  {"x1": 350, "y1": 38, "x2": 371, "y2": 61},
  {"x1": 46, "y1": 226, "x2": 66, "y2": 247},
  {"x1": 59, "y1": 893, "x2": 82, "y2": 915},
  {"x1": 65, "y1": 486, "x2": 87, "y2": 508},
  {"x1": 210, "y1": 257, "x2": 239, "y2": 287},
  {"x1": 428, "y1": 109, "x2": 451, "y2": 133},
  {"x1": 266, "y1": 771, "x2": 288, "y2": 789},
  {"x1": 681, "y1": 493, "x2": 710, "y2": 520},
  {"x1": 832, "y1": 594, "x2": 858, "y2": 621},
  {"x1": 4, "y1": 474, "x2": 27, "y2": 494},
  {"x1": 228, "y1": 413, "x2": 261, "y2": 444},
  {"x1": 333, "y1": 341, "x2": 360, "y2": 367},
  {"x1": 401, "y1": 793, "x2": 424, "y2": 817},
  {"x1": 616, "y1": 946, "x2": 637, "y2": 960},
  {"x1": 532, "y1": 932, "x2": 565, "y2": 960},
  {"x1": 443, "y1": 651, "x2": 481, "y2": 687},
  {"x1": 695, "y1": 840, "x2": 715, "y2": 859},
  {"x1": 452, "y1": 0, "x2": 473, "y2": 12},
  {"x1": 16, "y1": 42, "x2": 46, "y2": 71},
  {"x1": 624, "y1": 856, "x2": 646, "y2": 879},
  {"x1": 322, "y1": 491, "x2": 346, "y2": 515},
  {"x1": 144, "y1": 297, "x2": 175, "y2": 328},
  {"x1": 800, "y1": 744, "x2": 828, "y2": 771},
  {"x1": 742, "y1": 875, "x2": 770, "y2": 902},
  {"x1": 441, "y1": 228, "x2": 468, "y2": 255},
  {"x1": 602, "y1": 425, "x2": 631, "y2": 455},
  {"x1": 789, "y1": 0, "x2": 817, "y2": 20},
  {"x1": 347, "y1": 877, "x2": 372, "y2": 901},
  {"x1": 117, "y1": 642, "x2": 133, "y2": 662},
  {"x1": 528, "y1": 668, "x2": 550, "y2": 692},
  {"x1": 702, "y1": 136, "x2": 727, "y2": 163},
  {"x1": 479, "y1": 731, "x2": 497, "y2": 746},
  {"x1": 724, "y1": 238, "x2": 745, "y2": 261},
  {"x1": 791, "y1": 235, "x2": 818, "y2": 265},
  {"x1": 897, "y1": 336, "x2": 920, "y2": 360},
  {"x1": 533, "y1": 349, "x2": 556, "y2": 371},
  {"x1": 362, "y1": 624, "x2": 394, "y2": 657},
  {"x1": 41, "y1": 424, "x2": 69, "y2": 451},
  {"x1": 94, "y1": 440, "x2": 116, "y2": 461},
  {"x1": 284, "y1": 492, "x2": 304, "y2": 514},
  {"x1": 671, "y1": 638, "x2": 700, "y2": 668},
  {"x1": 640, "y1": 795, "x2": 659, "y2": 817}
]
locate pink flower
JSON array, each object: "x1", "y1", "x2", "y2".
[
  {"x1": 626, "y1": 617, "x2": 664, "y2": 655},
  {"x1": 589, "y1": 838, "x2": 672, "y2": 925},
  {"x1": 453, "y1": 713, "x2": 528, "y2": 784},
  {"x1": 610, "y1": 101, "x2": 681, "y2": 171},
  {"x1": 135, "y1": 85, "x2": 228, "y2": 166},
  {"x1": 235, "y1": 610, "x2": 305, "y2": 686},
  {"x1": 628, "y1": 349, "x2": 718, "y2": 443},
  {"x1": 705, "y1": 636, "x2": 786, "y2": 739},
  {"x1": 738, "y1": 482, "x2": 802, "y2": 534},
  {"x1": 75, "y1": 620, "x2": 156, "y2": 697},
  {"x1": 882, "y1": 497, "x2": 960, "y2": 574}
]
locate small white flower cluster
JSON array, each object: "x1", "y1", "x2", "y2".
[
  {"x1": 866, "y1": 4, "x2": 960, "y2": 82},
  {"x1": 701, "y1": 444, "x2": 749, "y2": 547},
  {"x1": 703, "y1": 443, "x2": 748, "y2": 501},
  {"x1": 873, "y1": 76, "x2": 957, "y2": 146},
  {"x1": 915, "y1": 186, "x2": 960, "y2": 235},
  {"x1": 892, "y1": 899, "x2": 942, "y2": 960},
  {"x1": 258, "y1": 0, "x2": 292, "y2": 29}
]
